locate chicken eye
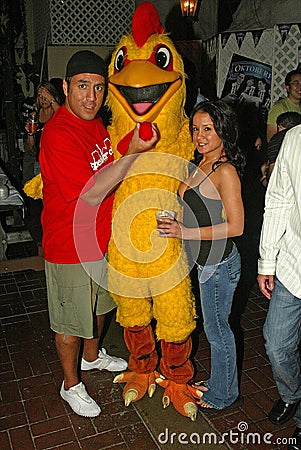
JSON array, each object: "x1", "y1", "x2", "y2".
[
  {"x1": 114, "y1": 47, "x2": 126, "y2": 72},
  {"x1": 155, "y1": 46, "x2": 171, "y2": 69}
]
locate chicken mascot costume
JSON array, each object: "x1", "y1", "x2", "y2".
[{"x1": 107, "y1": 2, "x2": 201, "y2": 420}]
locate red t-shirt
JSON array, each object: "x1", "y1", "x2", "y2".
[{"x1": 39, "y1": 106, "x2": 114, "y2": 263}]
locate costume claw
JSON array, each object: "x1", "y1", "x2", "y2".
[
  {"x1": 113, "y1": 371, "x2": 157, "y2": 404},
  {"x1": 155, "y1": 372, "x2": 165, "y2": 383},
  {"x1": 113, "y1": 373, "x2": 124, "y2": 383},
  {"x1": 124, "y1": 389, "x2": 138, "y2": 406},
  {"x1": 187, "y1": 384, "x2": 204, "y2": 400},
  {"x1": 163, "y1": 395, "x2": 170, "y2": 409},
  {"x1": 184, "y1": 402, "x2": 198, "y2": 421},
  {"x1": 148, "y1": 371, "x2": 156, "y2": 398},
  {"x1": 156, "y1": 377, "x2": 198, "y2": 420}
]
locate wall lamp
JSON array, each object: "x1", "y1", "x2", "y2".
[{"x1": 180, "y1": 0, "x2": 200, "y2": 21}]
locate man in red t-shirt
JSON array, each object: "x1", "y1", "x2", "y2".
[{"x1": 39, "y1": 50, "x2": 159, "y2": 417}]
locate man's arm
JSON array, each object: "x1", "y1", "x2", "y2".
[
  {"x1": 266, "y1": 124, "x2": 277, "y2": 143},
  {"x1": 257, "y1": 131, "x2": 294, "y2": 298},
  {"x1": 266, "y1": 102, "x2": 281, "y2": 142},
  {"x1": 80, "y1": 123, "x2": 159, "y2": 206}
]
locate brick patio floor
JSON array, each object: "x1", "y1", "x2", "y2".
[{"x1": 0, "y1": 261, "x2": 297, "y2": 450}]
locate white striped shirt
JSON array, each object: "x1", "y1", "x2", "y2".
[{"x1": 258, "y1": 124, "x2": 301, "y2": 298}]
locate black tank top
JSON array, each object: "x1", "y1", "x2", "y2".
[{"x1": 182, "y1": 168, "x2": 233, "y2": 266}]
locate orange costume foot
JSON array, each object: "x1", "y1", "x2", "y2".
[
  {"x1": 155, "y1": 374, "x2": 203, "y2": 421},
  {"x1": 113, "y1": 370, "x2": 157, "y2": 405},
  {"x1": 114, "y1": 325, "x2": 158, "y2": 405},
  {"x1": 156, "y1": 338, "x2": 203, "y2": 421},
  {"x1": 117, "y1": 326, "x2": 201, "y2": 419}
]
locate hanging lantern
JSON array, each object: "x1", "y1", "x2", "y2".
[{"x1": 180, "y1": 0, "x2": 199, "y2": 18}]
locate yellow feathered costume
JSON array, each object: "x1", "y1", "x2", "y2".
[
  {"x1": 107, "y1": 2, "x2": 201, "y2": 420},
  {"x1": 23, "y1": 173, "x2": 43, "y2": 199}
]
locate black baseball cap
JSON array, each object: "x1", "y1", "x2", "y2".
[{"x1": 65, "y1": 50, "x2": 106, "y2": 79}]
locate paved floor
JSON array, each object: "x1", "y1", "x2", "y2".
[{"x1": 0, "y1": 244, "x2": 297, "y2": 450}]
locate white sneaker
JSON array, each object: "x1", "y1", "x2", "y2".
[
  {"x1": 60, "y1": 381, "x2": 101, "y2": 417},
  {"x1": 81, "y1": 348, "x2": 128, "y2": 372}
]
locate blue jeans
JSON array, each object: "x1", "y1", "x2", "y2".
[
  {"x1": 263, "y1": 277, "x2": 301, "y2": 426},
  {"x1": 196, "y1": 244, "x2": 240, "y2": 408}
]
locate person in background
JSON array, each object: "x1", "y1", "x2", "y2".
[
  {"x1": 257, "y1": 124, "x2": 301, "y2": 450},
  {"x1": 266, "y1": 69, "x2": 301, "y2": 142},
  {"x1": 23, "y1": 81, "x2": 63, "y2": 249},
  {"x1": 24, "y1": 81, "x2": 62, "y2": 180},
  {"x1": 261, "y1": 111, "x2": 301, "y2": 185},
  {"x1": 157, "y1": 100, "x2": 245, "y2": 412},
  {"x1": 39, "y1": 50, "x2": 159, "y2": 418}
]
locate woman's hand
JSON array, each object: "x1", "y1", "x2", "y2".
[
  {"x1": 38, "y1": 86, "x2": 58, "y2": 107},
  {"x1": 156, "y1": 218, "x2": 185, "y2": 239}
]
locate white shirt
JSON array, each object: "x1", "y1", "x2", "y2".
[{"x1": 258, "y1": 124, "x2": 301, "y2": 298}]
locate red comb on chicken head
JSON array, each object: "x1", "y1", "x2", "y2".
[
  {"x1": 107, "y1": 1, "x2": 185, "y2": 125},
  {"x1": 132, "y1": 1, "x2": 165, "y2": 47}
]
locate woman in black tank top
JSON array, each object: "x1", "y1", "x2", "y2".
[{"x1": 157, "y1": 100, "x2": 246, "y2": 411}]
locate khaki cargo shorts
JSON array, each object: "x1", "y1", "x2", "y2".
[{"x1": 45, "y1": 258, "x2": 116, "y2": 338}]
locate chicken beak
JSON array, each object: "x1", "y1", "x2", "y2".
[{"x1": 108, "y1": 60, "x2": 182, "y2": 122}]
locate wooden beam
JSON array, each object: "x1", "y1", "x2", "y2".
[{"x1": 0, "y1": 256, "x2": 44, "y2": 274}]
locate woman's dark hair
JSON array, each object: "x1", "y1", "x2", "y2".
[
  {"x1": 189, "y1": 100, "x2": 245, "y2": 178},
  {"x1": 49, "y1": 78, "x2": 65, "y2": 105}
]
